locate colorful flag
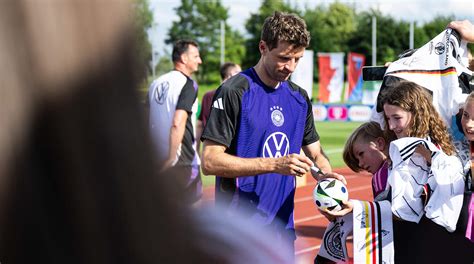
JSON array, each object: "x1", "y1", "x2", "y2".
[
  {"x1": 318, "y1": 53, "x2": 344, "y2": 103},
  {"x1": 346, "y1": 52, "x2": 365, "y2": 102}
]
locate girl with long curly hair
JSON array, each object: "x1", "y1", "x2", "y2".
[
  {"x1": 380, "y1": 81, "x2": 473, "y2": 262},
  {"x1": 381, "y1": 81, "x2": 455, "y2": 155}
]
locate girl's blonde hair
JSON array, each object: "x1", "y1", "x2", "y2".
[
  {"x1": 343, "y1": 121, "x2": 387, "y2": 172},
  {"x1": 381, "y1": 81, "x2": 455, "y2": 155}
]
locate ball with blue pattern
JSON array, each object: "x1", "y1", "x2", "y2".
[{"x1": 313, "y1": 178, "x2": 349, "y2": 212}]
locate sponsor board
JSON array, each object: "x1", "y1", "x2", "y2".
[
  {"x1": 347, "y1": 105, "x2": 373, "y2": 122},
  {"x1": 312, "y1": 104, "x2": 328, "y2": 121},
  {"x1": 312, "y1": 104, "x2": 373, "y2": 122},
  {"x1": 328, "y1": 105, "x2": 348, "y2": 121}
]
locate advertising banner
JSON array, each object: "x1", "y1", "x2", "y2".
[{"x1": 312, "y1": 104, "x2": 373, "y2": 122}]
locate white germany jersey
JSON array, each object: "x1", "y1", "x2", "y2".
[{"x1": 148, "y1": 70, "x2": 199, "y2": 166}]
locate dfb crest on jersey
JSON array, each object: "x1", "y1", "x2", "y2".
[
  {"x1": 262, "y1": 132, "x2": 289, "y2": 158},
  {"x1": 154, "y1": 81, "x2": 169, "y2": 104},
  {"x1": 434, "y1": 42, "x2": 445, "y2": 55},
  {"x1": 322, "y1": 220, "x2": 346, "y2": 261},
  {"x1": 270, "y1": 105, "x2": 284, "y2": 127}
]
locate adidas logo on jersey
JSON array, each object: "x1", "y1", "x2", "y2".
[{"x1": 212, "y1": 98, "x2": 224, "y2": 110}]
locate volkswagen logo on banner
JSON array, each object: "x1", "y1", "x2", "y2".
[{"x1": 262, "y1": 132, "x2": 290, "y2": 158}]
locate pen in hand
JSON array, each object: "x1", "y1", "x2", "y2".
[{"x1": 310, "y1": 166, "x2": 325, "y2": 179}]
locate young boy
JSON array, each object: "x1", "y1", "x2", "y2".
[
  {"x1": 320, "y1": 121, "x2": 391, "y2": 221},
  {"x1": 343, "y1": 121, "x2": 389, "y2": 200},
  {"x1": 317, "y1": 121, "x2": 418, "y2": 264}
]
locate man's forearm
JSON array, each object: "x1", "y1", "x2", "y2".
[
  {"x1": 202, "y1": 142, "x2": 314, "y2": 178},
  {"x1": 166, "y1": 109, "x2": 188, "y2": 163},
  {"x1": 167, "y1": 123, "x2": 186, "y2": 162},
  {"x1": 314, "y1": 151, "x2": 332, "y2": 175},
  {"x1": 201, "y1": 151, "x2": 277, "y2": 178}
]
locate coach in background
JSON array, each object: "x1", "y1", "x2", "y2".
[
  {"x1": 148, "y1": 39, "x2": 203, "y2": 204},
  {"x1": 201, "y1": 11, "x2": 344, "y2": 253}
]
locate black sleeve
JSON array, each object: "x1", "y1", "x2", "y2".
[
  {"x1": 201, "y1": 76, "x2": 247, "y2": 147},
  {"x1": 176, "y1": 78, "x2": 197, "y2": 113},
  {"x1": 303, "y1": 94, "x2": 319, "y2": 145}
]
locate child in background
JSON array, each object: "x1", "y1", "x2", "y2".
[
  {"x1": 343, "y1": 121, "x2": 389, "y2": 201},
  {"x1": 325, "y1": 82, "x2": 468, "y2": 262},
  {"x1": 381, "y1": 81, "x2": 456, "y2": 155},
  {"x1": 319, "y1": 122, "x2": 390, "y2": 220},
  {"x1": 319, "y1": 121, "x2": 417, "y2": 264},
  {"x1": 381, "y1": 81, "x2": 473, "y2": 262},
  {"x1": 458, "y1": 92, "x2": 474, "y2": 244}
]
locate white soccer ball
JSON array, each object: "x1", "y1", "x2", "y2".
[{"x1": 313, "y1": 178, "x2": 349, "y2": 212}]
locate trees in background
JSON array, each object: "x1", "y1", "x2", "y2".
[
  {"x1": 166, "y1": 0, "x2": 245, "y2": 83},
  {"x1": 242, "y1": 0, "x2": 299, "y2": 69},
  {"x1": 303, "y1": 2, "x2": 356, "y2": 80},
  {"x1": 417, "y1": 15, "x2": 455, "y2": 47},
  {"x1": 151, "y1": 1, "x2": 470, "y2": 86},
  {"x1": 347, "y1": 10, "x2": 410, "y2": 65},
  {"x1": 304, "y1": 2, "x2": 356, "y2": 54},
  {"x1": 133, "y1": 0, "x2": 154, "y2": 78},
  {"x1": 347, "y1": 13, "x2": 464, "y2": 66}
]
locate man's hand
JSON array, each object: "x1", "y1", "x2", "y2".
[
  {"x1": 276, "y1": 153, "x2": 313, "y2": 177},
  {"x1": 310, "y1": 166, "x2": 347, "y2": 185},
  {"x1": 323, "y1": 171, "x2": 347, "y2": 185},
  {"x1": 319, "y1": 200, "x2": 354, "y2": 222},
  {"x1": 448, "y1": 20, "x2": 474, "y2": 43},
  {"x1": 414, "y1": 144, "x2": 432, "y2": 166}
]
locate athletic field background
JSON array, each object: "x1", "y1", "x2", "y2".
[{"x1": 201, "y1": 121, "x2": 363, "y2": 187}]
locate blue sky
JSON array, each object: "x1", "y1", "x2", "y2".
[{"x1": 149, "y1": 0, "x2": 474, "y2": 57}]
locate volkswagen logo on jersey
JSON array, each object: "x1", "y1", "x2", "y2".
[
  {"x1": 270, "y1": 105, "x2": 284, "y2": 127},
  {"x1": 262, "y1": 132, "x2": 289, "y2": 158},
  {"x1": 153, "y1": 81, "x2": 169, "y2": 105}
]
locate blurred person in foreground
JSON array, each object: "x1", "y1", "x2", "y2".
[
  {"x1": 201, "y1": 11, "x2": 344, "y2": 254},
  {"x1": 148, "y1": 39, "x2": 203, "y2": 204},
  {"x1": 0, "y1": 1, "x2": 293, "y2": 263}
]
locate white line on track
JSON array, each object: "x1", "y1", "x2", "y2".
[
  {"x1": 294, "y1": 185, "x2": 371, "y2": 224},
  {"x1": 294, "y1": 214, "x2": 326, "y2": 224},
  {"x1": 296, "y1": 236, "x2": 353, "y2": 255},
  {"x1": 325, "y1": 148, "x2": 343, "y2": 154},
  {"x1": 295, "y1": 183, "x2": 371, "y2": 203},
  {"x1": 295, "y1": 244, "x2": 321, "y2": 255}
]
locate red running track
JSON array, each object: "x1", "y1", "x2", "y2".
[
  {"x1": 294, "y1": 167, "x2": 373, "y2": 263},
  {"x1": 201, "y1": 167, "x2": 373, "y2": 264}
]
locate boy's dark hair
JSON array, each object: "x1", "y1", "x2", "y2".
[
  {"x1": 172, "y1": 39, "x2": 199, "y2": 63},
  {"x1": 343, "y1": 121, "x2": 386, "y2": 172},
  {"x1": 261, "y1": 11, "x2": 310, "y2": 51}
]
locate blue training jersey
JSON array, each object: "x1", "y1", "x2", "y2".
[{"x1": 201, "y1": 67, "x2": 319, "y2": 240}]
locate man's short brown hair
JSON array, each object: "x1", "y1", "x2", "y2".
[{"x1": 261, "y1": 11, "x2": 310, "y2": 51}]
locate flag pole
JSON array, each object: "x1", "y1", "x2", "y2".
[{"x1": 372, "y1": 16, "x2": 377, "y2": 66}]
